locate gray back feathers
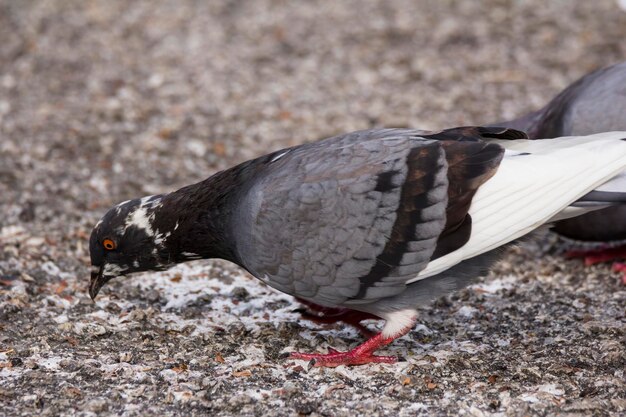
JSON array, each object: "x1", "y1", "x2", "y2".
[{"x1": 233, "y1": 128, "x2": 508, "y2": 307}]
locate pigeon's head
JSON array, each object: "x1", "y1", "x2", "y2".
[{"x1": 89, "y1": 195, "x2": 172, "y2": 300}]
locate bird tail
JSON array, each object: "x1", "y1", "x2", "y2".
[
  {"x1": 492, "y1": 132, "x2": 626, "y2": 222},
  {"x1": 413, "y1": 131, "x2": 626, "y2": 280}
]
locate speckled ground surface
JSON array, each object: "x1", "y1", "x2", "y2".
[{"x1": 1, "y1": 1, "x2": 625, "y2": 416}]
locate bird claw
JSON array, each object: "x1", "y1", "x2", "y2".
[
  {"x1": 288, "y1": 314, "x2": 416, "y2": 367},
  {"x1": 289, "y1": 349, "x2": 397, "y2": 367}
]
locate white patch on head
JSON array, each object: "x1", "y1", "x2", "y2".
[
  {"x1": 126, "y1": 207, "x2": 155, "y2": 237},
  {"x1": 133, "y1": 260, "x2": 139, "y2": 268},
  {"x1": 103, "y1": 263, "x2": 128, "y2": 277},
  {"x1": 121, "y1": 195, "x2": 167, "y2": 243},
  {"x1": 379, "y1": 309, "x2": 417, "y2": 338},
  {"x1": 270, "y1": 150, "x2": 290, "y2": 163}
]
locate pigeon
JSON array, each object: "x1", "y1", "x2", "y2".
[
  {"x1": 492, "y1": 61, "x2": 626, "y2": 279},
  {"x1": 89, "y1": 126, "x2": 626, "y2": 367}
]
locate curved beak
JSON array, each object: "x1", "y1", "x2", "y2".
[{"x1": 89, "y1": 265, "x2": 105, "y2": 301}]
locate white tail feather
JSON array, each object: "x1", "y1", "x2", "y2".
[{"x1": 410, "y1": 131, "x2": 626, "y2": 282}]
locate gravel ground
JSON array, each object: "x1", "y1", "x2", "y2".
[{"x1": 1, "y1": 1, "x2": 625, "y2": 416}]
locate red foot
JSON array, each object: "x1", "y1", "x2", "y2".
[
  {"x1": 294, "y1": 298, "x2": 380, "y2": 337},
  {"x1": 566, "y1": 245, "x2": 626, "y2": 285},
  {"x1": 289, "y1": 318, "x2": 415, "y2": 367}
]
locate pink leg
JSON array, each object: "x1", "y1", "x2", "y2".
[
  {"x1": 289, "y1": 317, "x2": 415, "y2": 367},
  {"x1": 294, "y1": 298, "x2": 380, "y2": 337}
]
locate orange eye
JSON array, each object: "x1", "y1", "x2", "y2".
[{"x1": 103, "y1": 238, "x2": 116, "y2": 250}]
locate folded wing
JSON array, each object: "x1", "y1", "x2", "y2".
[{"x1": 238, "y1": 128, "x2": 510, "y2": 306}]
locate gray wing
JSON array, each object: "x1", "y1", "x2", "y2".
[
  {"x1": 234, "y1": 128, "x2": 507, "y2": 307},
  {"x1": 236, "y1": 130, "x2": 449, "y2": 306}
]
